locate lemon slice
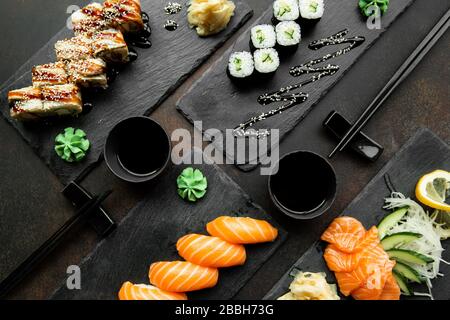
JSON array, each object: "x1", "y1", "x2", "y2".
[{"x1": 415, "y1": 170, "x2": 450, "y2": 211}]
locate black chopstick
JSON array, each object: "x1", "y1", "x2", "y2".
[
  {"x1": 328, "y1": 9, "x2": 450, "y2": 158},
  {"x1": 0, "y1": 190, "x2": 112, "y2": 299}
]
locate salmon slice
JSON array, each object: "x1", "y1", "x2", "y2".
[
  {"x1": 118, "y1": 281, "x2": 187, "y2": 300},
  {"x1": 149, "y1": 261, "x2": 219, "y2": 292},
  {"x1": 379, "y1": 273, "x2": 401, "y2": 300},
  {"x1": 323, "y1": 245, "x2": 360, "y2": 272},
  {"x1": 321, "y1": 217, "x2": 366, "y2": 253},
  {"x1": 353, "y1": 226, "x2": 380, "y2": 252},
  {"x1": 206, "y1": 216, "x2": 278, "y2": 244},
  {"x1": 177, "y1": 234, "x2": 246, "y2": 268}
]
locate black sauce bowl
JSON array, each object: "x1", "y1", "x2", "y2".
[
  {"x1": 104, "y1": 116, "x2": 171, "y2": 183},
  {"x1": 268, "y1": 150, "x2": 337, "y2": 220}
]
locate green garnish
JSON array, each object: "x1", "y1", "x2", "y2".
[
  {"x1": 256, "y1": 29, "x2": 265, "y2": 44},
  {"x1": 234, "y1": 57, "x2": 242, "y2": 71},
  {"x1": 309, "y1": 1, "x2": 318, "y2": 13},
  {"x1": 262, "y1": 53, "x2": 273, "y2": 63},
  {"x1": 177, "y1": 167, "x2": 208, "y2": 202},
  {"x1": 359, "y1": 0, "x2": 389, "y2": 17},
  {"x1": 277, "y1": 5, "x2": 291, "y2": 17},
  {"x1": 284, "y1": 29, "x2": 295, "y2": 40},
  {"x1": 54, "y1": 127, "x2": 90, "y2": 163}
]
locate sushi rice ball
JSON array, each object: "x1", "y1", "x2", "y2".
[
  {"x1": 276, "y1": 21, "x2": 301, "y2": 47},
  {"x1": 299, "y1": 0, "x2": 324, "y2": 20},
  {"x1": 251, "y1": 25, "x2": 276, "y2": 49},
  {"x1": 273, "y1": 0, "x2": 300, "y2": 21},
  {"x1": 228, "y1": 51, "x2": 254, "y2": 79},
  {"x1": 254, "y1": 48, "x2": 280, "y2": 74}
]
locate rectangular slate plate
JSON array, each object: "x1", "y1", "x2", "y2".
[
  {"x1": 51, "y1": 151, "x2": 287, "y2": 300},
  {"x1": 263, "y1": 128, "x2": 450, "y2": 300},
  {"x1": 177, "y1": 0, "x2": 414, "y2": 170},
  {"x1": 0, "y1": 0, "x2": 252, "y2": 184}
]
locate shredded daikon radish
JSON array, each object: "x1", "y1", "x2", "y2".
[{"x1": 383, "y1": 192, "x2": 450, "y2": 298}]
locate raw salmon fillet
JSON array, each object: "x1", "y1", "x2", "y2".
[
  {"x1": 118, "y1": 281, "x2": 187, "y2": 300},
  {"x1": 323, "y1": 245, "x2": 360, "y2": 272},
  {"x1": 379, "y1": 273, "x2": 401, "y2": 300},
  {"x1": 177, "y1": 234, "x2": 246, "y2": 268},
  {"x1": 149, "y1": 261, "x2": 219, "y2": 292},
  {"x1": 322, "y1": 217, "x2": 399, "y2": 300},
  {"x1": 206, "y1": 216, "x2": 278, "y2": 244},
  {"x1": 321, "y1": 217, "x2": 366, "y2": 253}
]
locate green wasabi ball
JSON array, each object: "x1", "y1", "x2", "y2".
[
  {"x1": 359, "y1": 0, "x2": 389, "y2": 17},
  {"x1": 54, "y1": 127, "x2": 90, "y2": 163},
  {"x1": 177, "y1": 167, "x2": 208, "y2": 202}
]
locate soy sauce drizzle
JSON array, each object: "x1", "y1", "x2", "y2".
[
  {"x1": 234, "y1": 29, "x2": 365, "y2": 138},
  {"x1": 125, "y1": 11, "x2": 152, "y2": 48},
  {"x1": 164, "y1": 20, "x2": 178, "y2": 31}
]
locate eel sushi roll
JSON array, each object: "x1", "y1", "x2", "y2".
[
  {"x1": 250, "y1": 25, "x2": 276, "y2": 50},
  {"x1": 299, "y1": 0, "x2": 324, "y2": 22},
  {"x1": 275, "y1": 21, "x2": 301, "y2": 54},
  {"x1": 65, "y1": 58, "x2": 108, "y2": 89},
  {"x1": 103, "y1": 0, "x2": 144, "y2": 34},
  {"x1": 71, "y1": 2, "x2": 109, "y2": 36},
  {"x1": 32, "y1": 62, "x2": 69, "y2": 88},
  {"x1": 253, "y1": 48, "x2": 280, "y2": 75},
  {"x1": 91, "y1": 28, "x2": 129, "y2": 64},
  {"x1": 273, "y1": 0, "x2": 300, "y2": 22},
  {"x1": 227, "y1": 51, "x2": 254, "y2": 81}
]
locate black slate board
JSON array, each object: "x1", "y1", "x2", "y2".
[
  {"x1": 0, "y1": 0, "x2": 253, "y2": 184},
  {"x1": 177, "y1": 0, "x2": 414, "y2": 170},
  {"x1": 51, "y1": 151, "x2": 287, "y2": 300},
  {"x1": 263, "y1": 128, "x2": 450, "y2": 300}
]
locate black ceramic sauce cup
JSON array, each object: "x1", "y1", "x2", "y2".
[
  {"x1": 104, "y1": 116, "x2": 171, "y2": 183},
  {"x1": 268, "y1": 150, "x2": 337, "y2": 220}
]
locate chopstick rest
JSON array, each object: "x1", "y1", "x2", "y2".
[
  {"x1": 323, "y1": 111, "x2": 383, "y2": 162},
  {"x1": 62, "y1": 181, "x2": 116, "y2": 237}
]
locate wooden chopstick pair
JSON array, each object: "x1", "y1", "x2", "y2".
[
  {"x1": 0, "y1": 190, "x2": 112, "y2": 299},
  {"x1": 328, "y1": 9, "x2": 450, "y2": 159}
]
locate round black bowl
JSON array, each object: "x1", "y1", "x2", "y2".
[
  {"x1": 268, "y1": 150, "x2": 337, "y2": 220},
  {"x1": 104, "y1": 116, "x2": 171, "y2": 183}
]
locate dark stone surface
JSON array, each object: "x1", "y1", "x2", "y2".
[
  {"x1": 264, "y1": 129, "x2": 450, "y2": 300},
  {"x1": 177, "y1": 0, "x2": 414, "y2": 168},
  {"x1": 0, "y1": 0, "x2": 449, "y2": 300},
  {"x1": 52, "y1": 152, "x2": 287, "y2": 300},
  {"x1": 0, "y1": 0, "x2": 253, "y2": 184}
]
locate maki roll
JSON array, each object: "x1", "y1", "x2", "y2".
[
  {"x1": 273, "y1": 0, "x2": 300, "y2": 22},
  {"x1": 254, "y1": 48, "x2": 280, "y2": 74},
  {"x1": 228, "y1": 51, "x2": 254, "y2": 79},
  {"x1": 250, "y1": 25, "x2": 276, "y2": 50},
  {"x1": 299, "y1": 0, "x2": 324, "y2": 21},
  {"x1": 276, "y1": 21, "x2": 301, "y2": 49}
]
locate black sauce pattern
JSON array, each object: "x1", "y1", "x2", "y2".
[{"x1": 234, "y1": 29, "x2": 366, "y2": 138}]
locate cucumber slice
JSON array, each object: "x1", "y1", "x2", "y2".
[
  {"x1": 381, "y1": 232, "x2": 422, "y2": 250},
  {"x1": 393, "y1": 261, "x2": 423, "y2": 283},
  {"x1": 393, "y1": 270, "x2": 412, "y2": 296},
  {"x1": 387, "y1": 249, "x2": 434, "y2": 266},
  {"x1": 377, "y1": 207, "x2": 408, "y2": 239}
]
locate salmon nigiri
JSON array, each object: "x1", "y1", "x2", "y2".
[
  {"x1": 206, "y1": 216, "x2": 278, "y2": 244},
  {"x1": 149, "y1": 261, "x2": 218, "y2": 292},
  {"x1": 118, "y1": 281, "x2": 187, "y2": 300},
  {"x1": 177, "y1": 234, "x2": 246, "y2": 268}
]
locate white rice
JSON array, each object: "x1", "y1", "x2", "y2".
[
  {"x1": 251, "y1": 24, "x2": 276, "y2": 49},
  {"x1": 254, "y1": 48, "x2": 280, "y2": 73},
  {"x1": 228, "y1": 51, "x2": 254, "y2": 78},
  {"x1": 273, "y1": 0, "x2": 300, "y2": 21},
  {"x1": 299, "y1": 0, "x2": 324, "y2": 19},
  {"x1": 276, "y1": 21, "x2": 301, "y2": 46}
]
